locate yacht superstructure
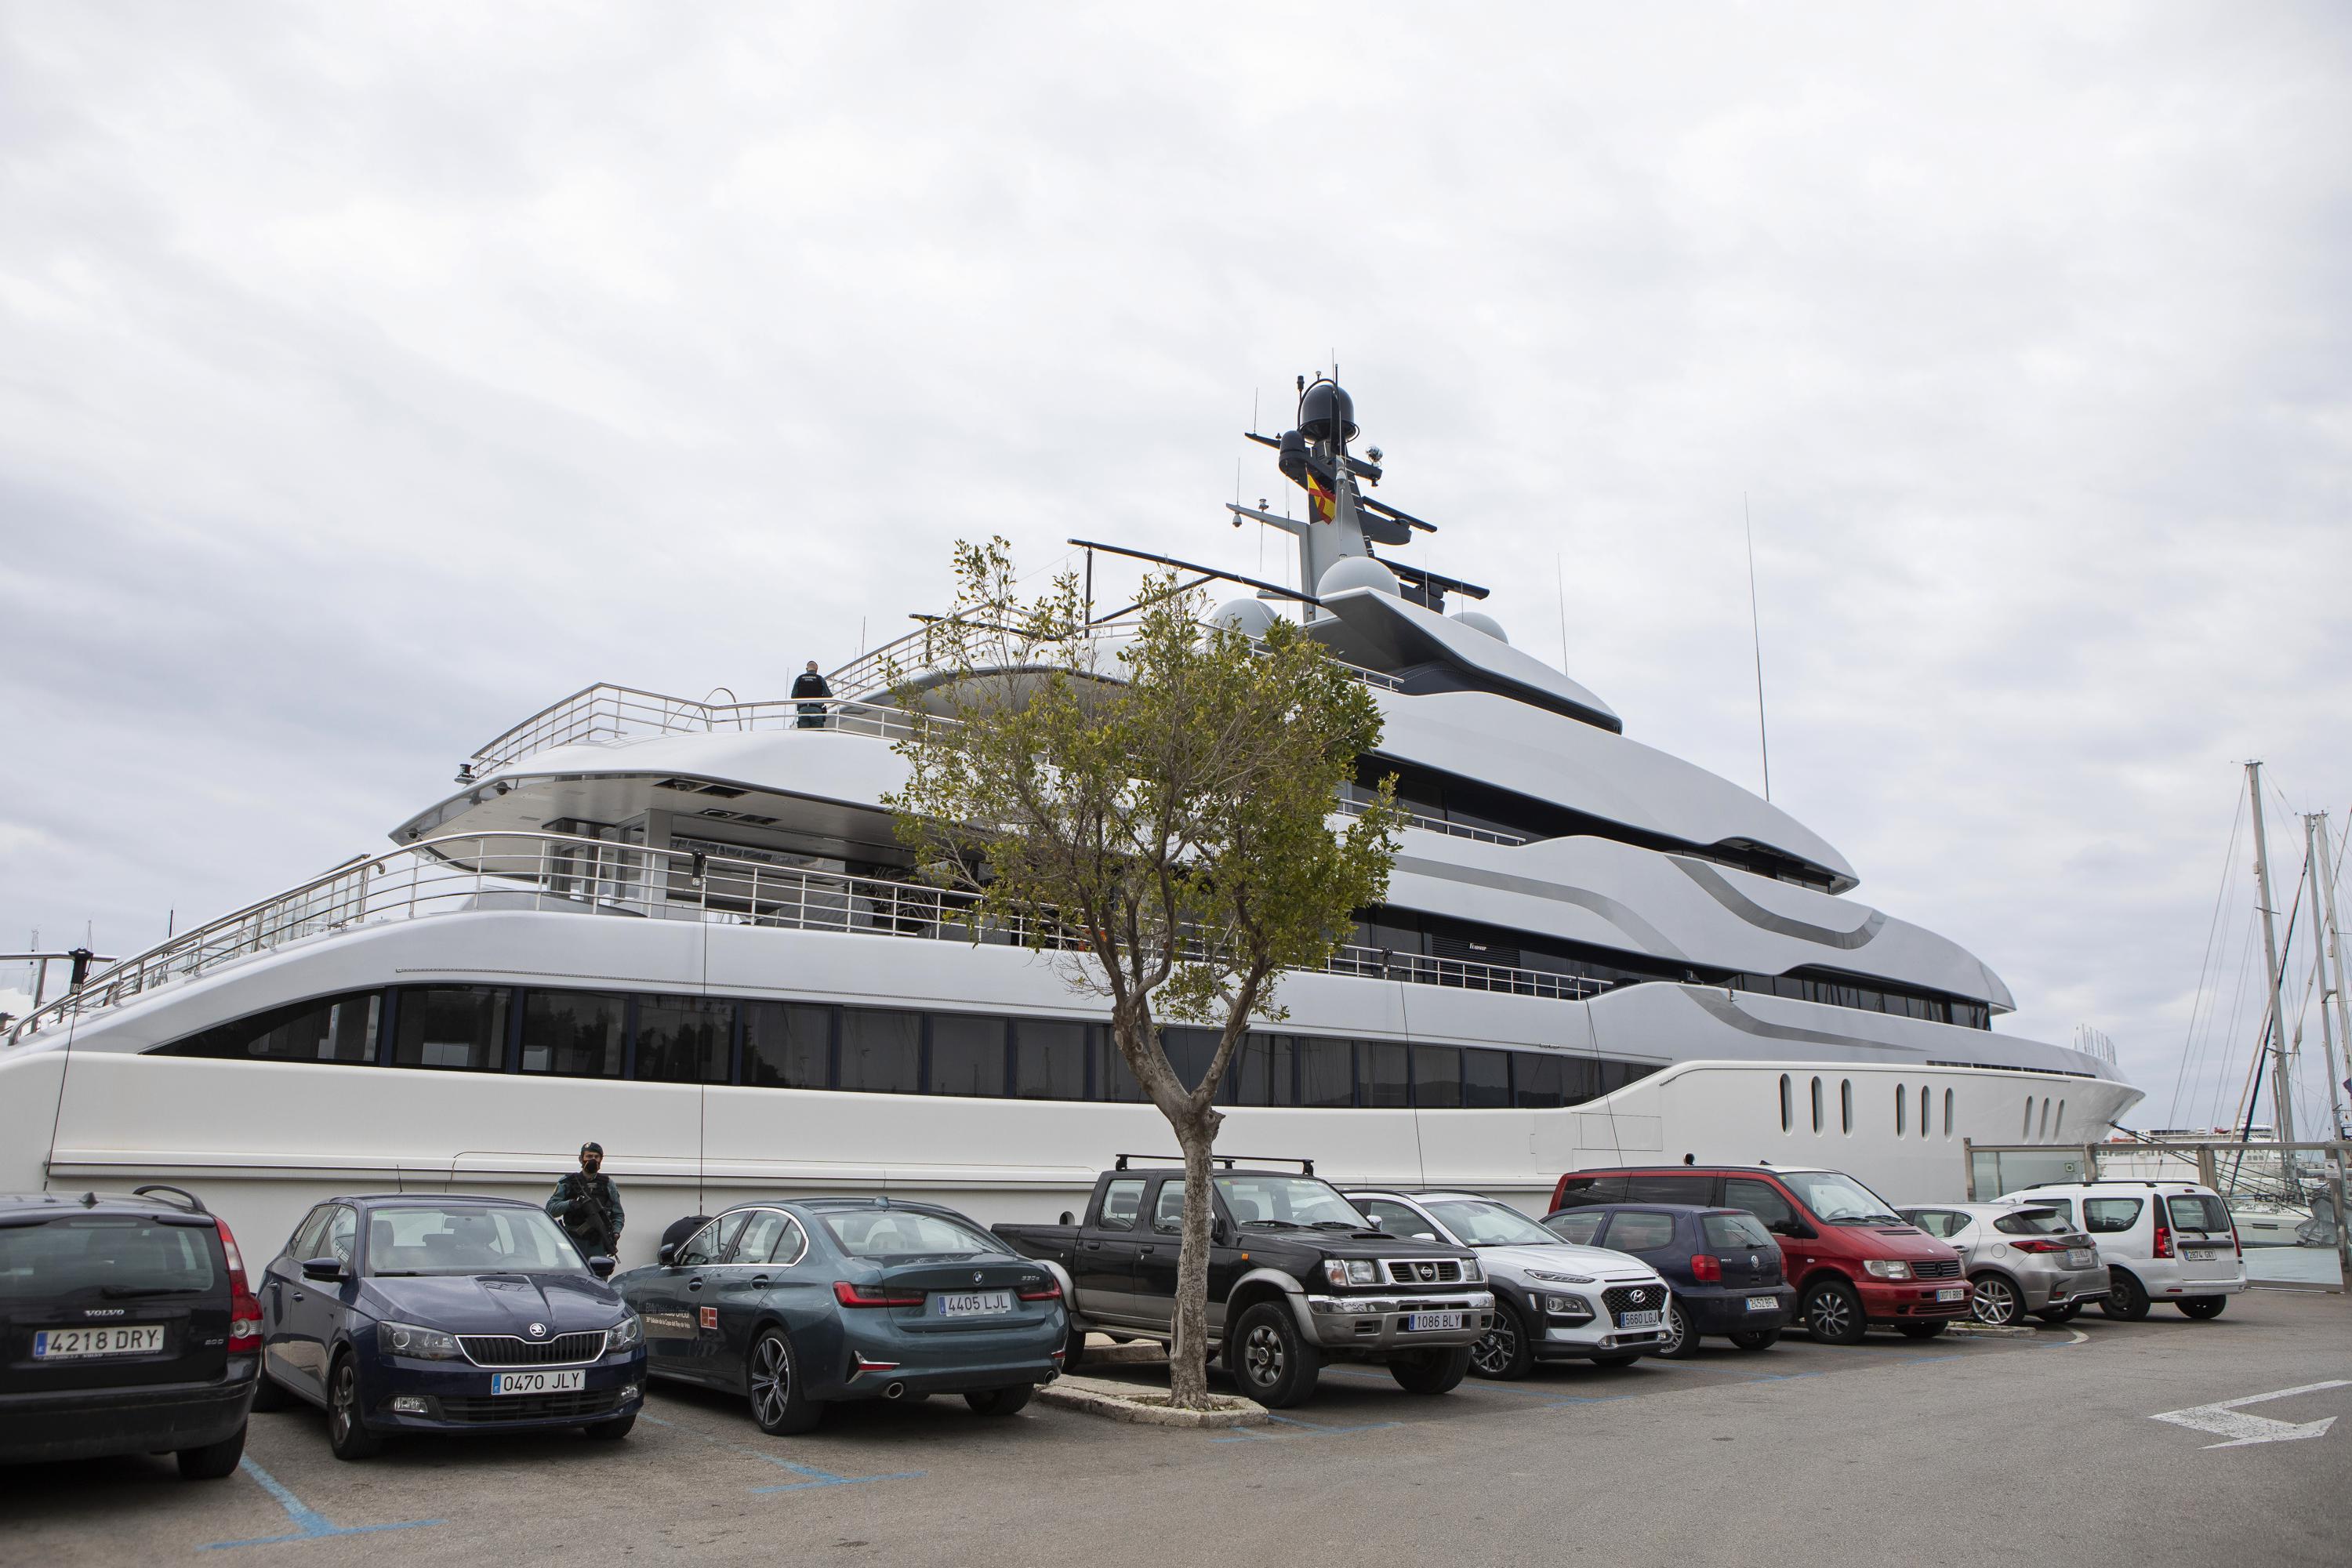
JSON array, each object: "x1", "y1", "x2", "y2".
[{"x1": 0, "y1": 379, "x2": 2140, "y2": 1265}]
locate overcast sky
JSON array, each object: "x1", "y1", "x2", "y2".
[{"x1": 4, "y1": 2, "x2": 2348, "y2": 1134}]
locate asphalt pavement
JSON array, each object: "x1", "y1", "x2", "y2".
[{"x1": 5, "y1": 1290, "x2": 2347, "y2": 1568}]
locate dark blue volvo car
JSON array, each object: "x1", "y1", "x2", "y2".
[
  {"x1": 1541, "y1": 1204, "x2": 1795, "y2": 1356},
  {"x1": 253, "y1": 1194, "x2": 645, "y2": 1458},
  {"x1": 618, "y1": 1196, "x2": 1065, "y2": 1434}
]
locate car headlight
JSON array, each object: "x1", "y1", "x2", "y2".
[
  {"x1": 1863, "y1": 1259, "x2": 1914, "y2": 1280},
  {"x1": 1323, "y1": 1259, "x2": 1379, "y2": 1287},
  {"x1": 1458, "y1": 1257, "x2": 1485, "y2": 1283},
  {"x1": 1528, "y1": 1269, "x2": 1596, "y2": 1285},
  {"x1": 607, "y1": 1312, "x2": 644, "y2": 1350},
  {"x1": 378, "y1": 1320, "x2": 463, "y2": 1359}
]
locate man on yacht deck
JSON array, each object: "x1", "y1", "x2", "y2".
[
  {"x1": 546, "y1": 1142, "x2": 626, "y2": 1260},
  {"x1": 793, "y1": 661, "x2": 831, "y2": 728}
]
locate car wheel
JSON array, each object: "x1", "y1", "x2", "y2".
[
  {"x1": 746, "y1": 1328, "x2": 822, "y2": 1436},
  {"x1": 1802, "y1": 1280, "x2": 1867, "y2": 1345},
  {"x1": 1230, "y1": 1301, "x2": 1319, "y2": 1409},
  {"x1": 965, "y1": 1385, "x2": 1034, "y2": 1417},
  {"x1": 1894, "y1": 1321, "x2": 1947, "y2": 1340},
  {"x1": 2100, "y1": 1270, "x2": 2151, "y2": 1321},
  {"x1": 249, "y1": 1367, "x2": 292, "y2": 1413},
  {"x1": 2177, "y1": 1296, "x2": 2227, "y2": 1320},
  {"x1": 325, "y1": 1353, "x2": 382, "y2": 1461},
  {"x1": 1726, "y1": 1327, "x2": 1780, "y2": 1352},
  {"x1": 2036, "y1": 1303, "x2": 2081, "y2": 1324},
  {"x1": 1468, "y1": 1298, "x2": 1534, "y2": 1381},
  {"x1": 1969, "y1": 1273, "x2": 2023, "y2": 1327},
  {"x1": 1587, "y1": 1352, "x2": 1642, "y2": 1368},
  {"x1": 1387, "y1": 1346, "x2": 1471, "y2": 1396},
  {"x1": 583, "y1": 1412, "x2": 636, "y2": 1440},
  {"x1": 1655, "y1": 1297, "x2": 1698, "y2": 1359},
  {"x1": 176, "y1": 1421, "x2": 246, "y2": 1480}
]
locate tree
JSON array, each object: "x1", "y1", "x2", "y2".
[{"x1": 884, "y1": 538, "x2": 1400, "y2": 1408}]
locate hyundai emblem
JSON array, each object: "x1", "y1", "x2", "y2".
[{"x1": 529, "y1": 1323, "x2": 546, "y2": 1337}]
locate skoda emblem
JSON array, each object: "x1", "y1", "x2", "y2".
[{"x1": 529, "y1": 1323, "x2": 546, "y2": 1338}]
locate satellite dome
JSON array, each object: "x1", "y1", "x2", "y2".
[
  {"x1": 1451, "y1": 609, "x2": 1508, "y2": 644},
  {"x1": 1298, "y1": 380, "x2": 1358, "y2": 444},
  {"x1": 1210, "y1": 597, "x2": 1279, "y2": 640},
  {"x1": 1316, "y1": 555, "x2": 1399, "y2": 599}
]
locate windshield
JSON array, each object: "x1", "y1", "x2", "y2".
[
  {"x1": 1425, "y1": 1200, "x2": 1560, "y2": 1248},
  {"x1": 820, "y1": 1210, "x2": 1007, "y2": 1261},
  {"x1": 365, "y1": 1205, "x2": 583, "y2": 1276},
  {"x1": 1702, "y1": 1212, "x2": 1776, "y2": 1250},
  {"x1": 1993, "y1": 1209, "x2": 2072, "y2": 1236},
  {"x1": 2165, "y1": 1195, "x2": 2231, "y2": 1235},
  {"x1": 1214, "y1": 1175, "x2": 1369, "y2": 1229},
  {"x1": 1777, "y1": 1169, "x2": 1904, "y2": 1225},
  {"x1": 0, "y1": 1218, "x2": 218, "y2": 1301}
]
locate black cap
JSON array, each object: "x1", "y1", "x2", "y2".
[{"x1": 580, "y1": 1142, "x2": 604, "y2": 1156}]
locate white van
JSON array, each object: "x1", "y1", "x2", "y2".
[{"x1": 1997, "y1": 1180, "x2": 2246, "y2": 1319}]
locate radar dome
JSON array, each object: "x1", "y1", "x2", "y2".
[
  {"x1": 1316, "y1": 555, "x2": 1399, "y2": 599},
  {"x1": 1451, "y1": 609, "x2": 1508, "y2": 644},
  {"x1": 1298, "y1": 380, "x2": 1358, "y2": 444},
  {"x1": 1210, "y1": 597, "x2": 1279, "y2": 639}
]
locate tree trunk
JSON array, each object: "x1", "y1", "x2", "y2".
[{"x1": 1167, "y1": 1104, "x2": 1221, "y2": 1408}]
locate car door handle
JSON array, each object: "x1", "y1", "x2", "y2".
[
  {"x1": 748, "y1": 1276, "x2": 771, "y2": 1287},
  {"x1": 292, "y1": 1292, "x2": 305, "y2": 1303},
  {"x1": 687, "y1": 1278, "x2": 704, "y2": 1290},
  {"x1": 1080, "y1": 1241, "x2": 1102, "y2": 1251}
]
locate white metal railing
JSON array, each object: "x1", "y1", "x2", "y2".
[
  {"x1": 5, "y1": 831, "x2": 1601, "y2": 1048},
  {"x1": 466, "y1": 687, "x2": 931, "y2": 774},
  {"x1": 1340, "y1": 795, "x2": 1529, "y2": 848}
]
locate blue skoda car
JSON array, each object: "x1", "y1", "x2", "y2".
[
  {"x1": 617, "y1": 1196, "x2": 1065, "y2": 1434},
  {"x1": 252, "y1": 1194, "x2": 646, "y2": 1458}
]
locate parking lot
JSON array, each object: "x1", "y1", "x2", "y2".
[{"x1": 6, "y1": 1290, "x2": 2348, "y2": 1568}]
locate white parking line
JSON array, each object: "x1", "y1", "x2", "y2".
[{"x1": 2150, "y1": 1380, "x2": 2350, "y2": 1449}]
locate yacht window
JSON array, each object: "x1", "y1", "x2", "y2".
[
  {"x1": 1811, "y1": 1076, "x2": 1824, "y2": 1133},
  {"x1": 2038, "y1": 1098, "x2": 2051, "y2": 1141},
  {"x1": 1780, "y1": 1075, "x2": 1792, "y2": 1133},
  {"x1": 1463, "y1": 1047, "x2": 1512, "y2": 1109},
  {"x1": 1218, "y1": 1032, "x2": 1283, "y2": 1107},
  {"x1": 838, "y1": 1008, "x2": 921, "y2": 1095},
  {"x1": 637, "y1": 996, "x2": 731, "y2": 1083},
  {"x1": 1414, "y1": 1044, "x2": 1463, "y2": 1108},
  {"x1": 743, "y1": 1002, "x2": 832, "y2": 1089},
  {"x1": 1513, "y1": 1051, "x2": 1569, "y2": 1110},
  {"x1": 1896, "y1": 1086, "x2": 1907, "y2": 1137},
  {"x1": 393, "y1": 986, "x2": 510, "y2": 1073},
  {"x1": 1841, "y1": 1079, "x2": 1854, "y2": 1134},
  {"x1": 1160, "y1": 1027, "x2": 1223, "y2": 1096},
  {"x1": 1920, "y1": 1085, "x2": 1932, "y2": 1139},
  {"x1": 1096, "y1": 1036, "x2": 1149, "y2": 1102},
  {"x1": 928, "y1": 1013, "x2": 1007, "y2": 1098},
  {"x1": 157, "y1": 990, "x2": 380, "y2": 1064},
  {"x1": 1295, "y1": 1037, "x2": 1355, "y2": 1108},
  {"x1": 1358, "y1": 1041, "x2": 1410, "y2": 1108},
  {"x1": 520, "y1": 990, "x2": 626, "y2": 1078},
  {"x1": 2023, "y1": 1098, "x2": 2034, "y2": 1139},
  {"x1": 1944, "y1": 1087, "x2": 1954, "y2": 1136},
  {"x1": 1013, "y1": 1019, "x2": 1088, "y2": 1102},
  {"x1": 2054, "y1": 1100, "x2": 2065, "y2": 1137}
]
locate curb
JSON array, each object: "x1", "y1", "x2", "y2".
[
  {"x1": 1941, "y1": 1322, "x2": 2036, "y2": 1338},
  {"x1": 1036, "y1": 1374, "x2": 1269, "y2": 1428}
]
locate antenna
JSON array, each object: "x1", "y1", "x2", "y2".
[
  {"x1": 1555, "y1": 553, "x2": 1570, "y2": 675},
  {"x1": 1744, "y1": 495, "x2": 1772, "y2": 803}
]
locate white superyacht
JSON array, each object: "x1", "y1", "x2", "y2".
[{"x1": 0, "y1": 378, "x2": 2138, "y2": 1263}]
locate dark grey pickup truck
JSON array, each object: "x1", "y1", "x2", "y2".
[{"x1": 994, "y1": 1157, "x2": 1494, "y2": 1407}]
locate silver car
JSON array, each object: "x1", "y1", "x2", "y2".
[{"x1": 1897, "y1": 1203, "x2": 2108, "y2": 1326}]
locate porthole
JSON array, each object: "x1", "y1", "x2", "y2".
[
  {"x1": 2023, "y1": 1098, "x2": 2034, "y2": 1138},
  {"x1": 1943, "y1": 1087, "x2": 1954, "y2": 1137},
  {"x1": 1896, "y1": 1087, "x2": 1907, "y2": 1137},
  {"x1": 2056, "y1": 1099, "x2": 2066, "y2": 1138},
  {"x1": 1919, "y1": 1084, "x2": 1931, "y2": 1139},
  {"x1": 1780, "y1": 1073, "x2": 1792, "y2": 1133},
  {"x1": 2038, "y1": 1098, "x2": 2051, "y2": 1141},
  {"x1": 1841, "y1": 1079, "x2": 1853, "y2": 1135},
  {"x1": 1811, "y1": 1076, "x2": 1824, "y2": 1133}
]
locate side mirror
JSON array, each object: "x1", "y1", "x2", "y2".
[
  {"x1": 1210, "y1": 1219, "x2": 1230, "y2": 1246},
  {"x1": 300, "y1": 1256, "x2": 343, "y2": 1283},
  {"x1": 1058, "y1": 1211, "x2": 1076, "y2": 1227},
  {"x1": 587, "y1": 1255, "x2": 617, "y2": 1280},
  {"x1": 656, "y1": 1243, "x2": 677, "y2": 1266}
]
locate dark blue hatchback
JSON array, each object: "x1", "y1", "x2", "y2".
[
  {"x1": 253, "y1": 1194, "x2": 646, "y2": 1459},
  {"x1": 1541, "y1": 1204, "x2": 1795, "y2": 1356}
]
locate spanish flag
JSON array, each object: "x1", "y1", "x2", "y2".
[{"x1": 1306, "y1": 471, "x2": 1336, "y2": 523}]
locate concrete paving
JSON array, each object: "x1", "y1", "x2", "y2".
[{"x1": 5, "y1": 1290, "x2": 2348, "y2": 1567}]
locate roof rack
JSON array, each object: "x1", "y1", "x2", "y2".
[
  {"x1": 131, "y1": 1183, "x2": 209, "y2": 1214},
  {"x1": 1112, "y1": 1153, "x2": 1316, "y2": 1176}
]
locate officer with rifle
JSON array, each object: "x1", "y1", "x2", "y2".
[{"x1": 546, "y1": 1141, "x2": 626, "y2": 1261}]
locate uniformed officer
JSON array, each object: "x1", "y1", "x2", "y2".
[{"x1": 546, "y1": 1141, "x2": 626, "y2": 1259}]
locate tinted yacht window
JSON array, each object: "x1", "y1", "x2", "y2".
[
  {"x1": 520, "y1": 990, "x2": 625, "y2": 1077},
  {"x1": 1463, "y1": 1048, "x2": 1512, "y2": 1108},
  {"x1": 928, "y1": 1013, "x2": 1007, "y2": 1097},
  {"x1": 394, "y1": 986, "x2": 509, "y2": 1072},
  {"x1": 1358, "y1": 1041, "x2": 1410, "y2": 1108},
  {"x1": 743, "y1": 1002, "x2": 831, "y2": 1088},
  {"x1": 838, "y1": 1008, "x2": 920, "y2": 1094},
  {"x1": 1413, "y1": 1044, "x2": 1462, "y2": 1107},
  {"x1": 1295, "y1": 1037, "x2": 1354, "y2": 1107},
  {"x1": 158, "y1": 991, "x2": 379, "y2": 1063},
  {"x1": 1013, "y1": 1019, "x2": 1087, "y2": 1101},
  {"x1": 637, "y1": 996, "x2": 731, "y2": 1083}
]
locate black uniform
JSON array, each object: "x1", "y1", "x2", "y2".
[
  {"x1": 546, "y1": 1172, "x2": 626, "y2": 1258},
  {"x1": 792, "y1": 670, "x2": 831, "y2": 728}
]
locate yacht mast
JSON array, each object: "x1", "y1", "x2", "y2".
[
  {"x1": 2310, "y1": 811, "x2": 2352, "y2": 1140},
  {"x1": 2245, "y1": 761, "x2": 2297, "y2": 1150}
]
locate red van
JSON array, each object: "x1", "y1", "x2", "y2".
[{"x1": 1547, "y1": 1165, "x2": 1970, "y2": 1345}]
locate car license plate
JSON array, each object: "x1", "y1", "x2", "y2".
[
  {"x1": 2067, "y1": 1248, "x2": 2095, "y2": 1268},
  {"x1": 1936, "y1": 1287, "x2": 1967, "y2": 1302},
  {"x1": 1745, "y1": 1295, "x2": 1780, "y2": 1312},
  {"x1": 935, "y1": 1290, "x2": 1013, "y2": 1317},
  {"x1": 1617, "y1": 1309, "x2": 1662, "y2": 1329},
  {"x1": 2183, "y1": 1247, "x2": 2216, "y2": 1261},
  {"x1": 1406, "y1": 1312, "x2": 1465, "y2": 1332},
  {"x1": 33, "y1": 1325, "x2": 165, "y2": 1359},
  {"x1": 492, "y1": 1369, "x2": 585, "y2": 1396}
]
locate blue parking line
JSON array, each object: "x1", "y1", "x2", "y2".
[
  {"x1": 638, "y1": 1414, "x2": 922, "y2": 1491},
  {"x1": 200, "y1": 1457, "x2": 444, "y2": 1551}
]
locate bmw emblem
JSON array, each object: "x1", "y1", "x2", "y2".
[
  {"x1": 529, "y1": 1323, "x2": 546, "y2": 1338},
  {"x1": 972, "y1": 1272, "x2": 983, "y2": 1283}
]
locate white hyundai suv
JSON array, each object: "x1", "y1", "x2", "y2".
[{"x1": 1997, "y1": 1180, "x2": 2246, "y2": 1319}]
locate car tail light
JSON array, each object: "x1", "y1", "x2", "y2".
[
  {"x1": 1018, "y1": 1279, "x2": 1063, "y2": 1301},
  {"x1": 216, "y1": 1218, "x2": 263, "y2": 1356},
  {"x1": 1690, "y1": 1254, "x2": 1722, "y2": 1283},
  {"x1": 2152, "y1": 1221, "x2": 2174, "y2": 1260},
  {"x1": 833, "y1": 1280, "x2": 924, "y2": 1308},
  {"x1": 2010, "y1": 1238, "x2": 2067, "y2": 1254},
  {"x1": 2232, "y1": 1223, "x2": 2242, "y2": 1258}
]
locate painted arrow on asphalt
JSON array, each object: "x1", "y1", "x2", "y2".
[{"x1": 2150, "y1": 1380, "x2": 2350, "y2": 1448}]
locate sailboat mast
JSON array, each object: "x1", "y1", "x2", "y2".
[
  {"x1": 2245, "y1": 761, "x2": 2297, "y2": 1150},
  {"x1": 2311, "y1": 811, "x2": 2352, "y2": 1140}
]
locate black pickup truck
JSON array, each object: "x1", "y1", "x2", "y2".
[{"x1": 994, "y1": 1156, "x2": 1494, "y2": 1407}]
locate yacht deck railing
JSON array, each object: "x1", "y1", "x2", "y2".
[
  {"x1": 4, "y1": 832, "x2": 1602, "y2": 1048},
  {"x1": 467, "y1": 688, "x2": 929, "y2": 774}
]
